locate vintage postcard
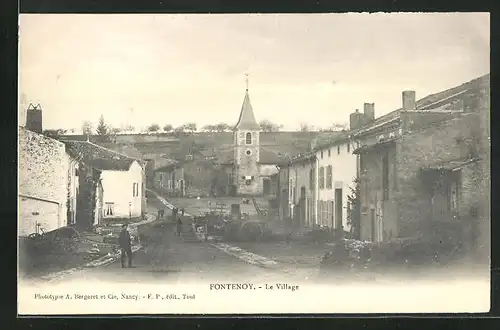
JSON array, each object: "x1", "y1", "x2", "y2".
[{"x1": 18, "y1": 13, "x2": 490, "y2": 315}]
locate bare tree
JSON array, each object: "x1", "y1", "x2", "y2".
[
  {"x1": 147, "y1": 124, "x2": 160, "y2": 132},
  {"x1": 82, "y1": 121, "x2": 93, "y2": 135},
  {"x1": 215, "y1": 122, "x2": 231, "y2": 132},
  {"x1": 183, "y1": 123, "x2": 197, "y2": 134},
  {"x1": 259, "y1": 120, "x2": 282, "y2": 132},
  {"x1": 122, "y1": 124, "x2": 135, "y2": 133},
  {"x1": 300, "y1": 123, "x2": 311, "y2": 132},
  {"x1": 202, "y1": 124, "x2": 216, "y2": 132}
]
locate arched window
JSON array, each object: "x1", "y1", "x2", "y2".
[{"x1": 245, "y1": 132, "x2": 252, "y2": 144}]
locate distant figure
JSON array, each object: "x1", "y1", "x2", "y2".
[
  {"x1": 157, "y1": 209, "x2": 164, "y2": 220},
  {"x1": 172, "y1": 207, "x2": 178, "y2": 220},
  {"x1": 119, "y1": 224, "x2": 133, "y2": 268},
  {"x1": 176, "y1": 216, "x2": 183, "y2": 236},
  {"x1": 180, "y1": 208, "x2": 185, "y2": 216}
]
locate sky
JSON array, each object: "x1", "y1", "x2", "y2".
[{"x1": 18, "y1": 13, "x2": 490, "y2": 132}]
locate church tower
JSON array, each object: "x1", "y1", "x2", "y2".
[{"x1": 234, "y1": 74, "x2": 261, "y2": 196}]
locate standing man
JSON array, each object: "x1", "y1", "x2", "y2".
[
  {"x1": 119, "y1": 223, "x2": 133, "y2": 268},
  {"x1": 176, "y1": 215, "x2": 183, "y2": 236}
]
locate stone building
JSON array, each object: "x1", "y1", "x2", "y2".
[
  {"x1": 18, "y1": 126, "x2": 74, "y2": 236},
  {"x1": 232, "y1": 85, "x2": 263, "y2": 196},
  {"x1": 352, "y1": 74, "x2": 490, "y2": 252}
]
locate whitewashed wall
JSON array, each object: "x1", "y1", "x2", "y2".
[
  {"x1": 316, "y1": 140, "x2": 357, "y2": 231},
  {"x1": 101, "y1": 161, "x2": 144, "y2": 218}
]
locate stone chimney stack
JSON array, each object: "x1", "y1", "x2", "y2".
[
  {"x1": 349, "y1": 109, "x2": 363, "y2": 130},
  {"x1": 363, "y1": 103, "x2": 375, "y2": 123},
  {"x1": 26, "y1": 103, "x2": 43, "y2": 134},
  {"x1": 402, "y1": 90, "x2": 416, "y2": 110}
]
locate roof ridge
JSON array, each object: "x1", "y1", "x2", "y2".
[{"x1": 84, "y1": 140, "x2": 142, "y2": 162}]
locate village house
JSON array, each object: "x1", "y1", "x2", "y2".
[
  {"x1": 285, "y1": 152, "x2": 317, "y2": 228},
  {"x1": 19, "y1": 126, "x2": 76, "y2": 236},
  {"x1": 314, "y1": 131, "x2": 359, "y2": 234},
  {"x1": 18, "y1": 105, "x2": 101, "y2": 235},
  {"x1": 64, "y1": 140, "x2": 146, "y2": 221},
  {"x1": 351, "y1": 74, "x2": 490, "y2": 255}
]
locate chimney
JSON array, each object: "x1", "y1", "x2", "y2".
[
  {"x1": 402, "y1": 90, "x2": 416, "y2": 110},
  {"x1": 349, "y1": 109, "x2": 363, "y2": 130},
  {"x1": 26, "y1": 103, "x2": 43, "y2": 133},
  {"x1": 363, "y1": 102, "x2": 375, "y2": 123}
]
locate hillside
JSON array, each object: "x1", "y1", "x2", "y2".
[{"x1": 60, "y1": 131, "x2": 334, "y2": 162}]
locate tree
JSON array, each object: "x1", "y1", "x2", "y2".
[
  {"x1": 163, "y1": 124, "x2": 173, "y2": 132},
  {"x1": 202, "y1": 124, "x2": 216, "y2": 132},
  {"x1": 123, "y1": 125, "x2": 135, "y2": 133},
  {"x1": 81, "y1": 121, "x2": 93, "y2": 135},
  {"x1": 110, "y1": 127, "x2": 122, "y2": 134},
  {"x1": 300, "y1": 123, "x2": 311, "y2": 132},
  {"x1": 43, "y1": 129, "x2": 67, "y2": 139},
  {"x1": 174, "y1": 126, "x2": 185, "y2": 133},
  {"x1": 96, "y1": 115, "x2": 109, "y2": 136},
  {"x1": 147, "y1": 124, "x2": 160, "y2": 132},
  {"x1": 183, "y1": 123, "x2": 197, "y2": 134},
  {"x1": 259, "y1": 120, "x2": 282, "y2": 132},
  {"x1": 346, "y1": 177, "x2": 361, "y2": 240},
  {"x1": 215, "y1": 122, "x2": 231, "y2": 132}
]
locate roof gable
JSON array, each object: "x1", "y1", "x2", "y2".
[{"x1": 64, "y1": 140, "x2": 136, "y2": 171}]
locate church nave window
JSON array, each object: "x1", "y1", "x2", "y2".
[{"x1": 246, "y1": 132, "x2": 252, "y2": 144}]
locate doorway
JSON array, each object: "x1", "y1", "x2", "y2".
[
  {"x1": 335, "y1": 188, "x2": 343, "y2": 230},
  {"x1": 263, "y1": 178, "x2": 271, "y2": 195}
]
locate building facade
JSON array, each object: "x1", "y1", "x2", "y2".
[
  {"x1": 287, "y1": 153, "x2": 317, "y2": 228},
  {"x1": 18, "y1": 127, "x2": 71, "y2": 236},
  {"x1": 352, "y1": 74, "x2": 490, "y2": 248},
  {"x1": 64, "y1": 141, "x2": 146, "y2": 220},
  {"x1": 315, "y1": 135, "x2": 358, "y2": 233},
  {"x1": 233, "y1": 88, "x2": 262, "y2": 196}
]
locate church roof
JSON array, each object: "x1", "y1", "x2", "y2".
[{"x1": 235, "y1": 91, "x2": 260, "y2": 131}]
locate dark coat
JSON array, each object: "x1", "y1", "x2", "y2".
[{"x1": 119, "y1": 229, "x2": 131, "y2": 249}]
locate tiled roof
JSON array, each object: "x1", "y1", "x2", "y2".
[
  {"x1": 259, "y1": 146, "x2": 303, "y2": 165},
  {"x1": 97, "y1": 143, "x2": 144, "y2": 160},
  {"x1": 421, "y1": 157, "x2": 481, "y2": 172},
  {"x1": 64, "y1": 140, "x2": 137, "y2": 171},
  {"x1": 353, "y1": 73, "x2": 490, "y2": 137},
  {"x1": 235, "y1": 91, "x2": 260, "y2": 130},
  {"x1": 312, "y1": 132, "x2": 349, "y2": 151}
]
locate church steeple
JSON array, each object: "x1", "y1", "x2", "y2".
[{"x1": 235, "y1": 73, "x2": 260, "y2": 131}]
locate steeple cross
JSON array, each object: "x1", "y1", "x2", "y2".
[{"x1": 245, "y1": 72, "x2": 249, "y2": 92}]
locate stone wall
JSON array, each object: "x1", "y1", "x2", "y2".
[
  {"x1": 18, "y1": 127, "x2": 69, "y2": 235},
  {"x1": 396, "y1": 113, "x2": 481, "y2": 237}
]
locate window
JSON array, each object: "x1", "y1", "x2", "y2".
[
  {"x1": 337, "y1": 145, "x2": 341, "y2": 154},
  {"x1": 382, "y1": 153, "x2": 389, "y2": 201},
  {"x1": 185, "y1": 154, "x2": 193, "y2": 161},
  {"x1": 133, "y1": 183, "x2": 139, "y2": 197},
  {"x1": 246, "y1": 132, "x2": 252, "y2": 144},
  {"x1": 321, "y1": 151, "x2": 323, "y2": 159},
  {"x1": 326, "y1": 165, "x2": 333, "y2": 189},
  {"x1": 168, "y1": 180, "x2": 172, "y2": 188},
  {"x1": 105, "y1": 203, "x2": 114, "y2": 216},
  {"x1": 319, "y1": 167, "x2": 325, "y2": 189},
  {"x1": 328, "y1": 149, "x2": 331, "y2": 157},
  {"x1": 347, "y1": 143, "x2": 350, "y2": 153}
]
